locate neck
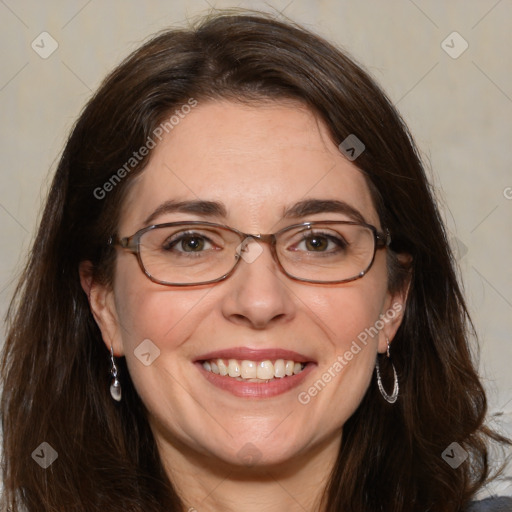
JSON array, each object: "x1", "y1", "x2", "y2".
[{"x1": 155, "y1": 430, "x2": 341, "y2": 512}]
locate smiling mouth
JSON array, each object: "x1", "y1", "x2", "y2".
[{"x1": 199, "y1": 358, "x2": 308, "y2": 383}]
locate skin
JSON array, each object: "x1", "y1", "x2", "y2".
[{"x1": 81, "y1": 100, "x2": 408, "y2": 512}]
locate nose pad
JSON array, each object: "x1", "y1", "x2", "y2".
[{"x1": 235, "y1": 237, "x2": 264, "y2": 265}]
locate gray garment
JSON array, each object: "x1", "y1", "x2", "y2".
[{"x1": 466, "y1": 496, "x2": 512, "y2": 511}]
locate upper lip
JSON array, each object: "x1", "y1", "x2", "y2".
[{"x1": 195, "y1": 347, "x2": 316, "y2": 363}]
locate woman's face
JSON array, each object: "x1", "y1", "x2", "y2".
[{"x1": 90, "y1": 100, "x2": 405, "y2": 469}]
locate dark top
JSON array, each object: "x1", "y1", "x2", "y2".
[{"x1": 466, "y1": 496, "x2": 512, "y2": 511}]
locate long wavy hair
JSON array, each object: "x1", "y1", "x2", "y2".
[{"x1": 1, "y1": 10, "x2": 508, "y2": 512}]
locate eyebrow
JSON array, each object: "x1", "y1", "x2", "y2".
[
  {"x1": 143, "y1": 198, "x2": 366, "y2": 226},
  {"x1": 282, "y1": 199, "x2": 366, "y2": 223},
  {"x1": 143, "y1": 200, "x2": 227, "y2": 226}
]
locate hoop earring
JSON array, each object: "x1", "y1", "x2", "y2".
[
  {"x1": 109, "y1": 345, "x2": 122, "y2": 402},
  {"x1": 375, "y1": 338, "x2": 399, "y2": 404}
]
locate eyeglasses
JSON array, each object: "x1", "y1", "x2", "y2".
[{"x1": 109, "y1": 220, "x2": 391, "y2": 286}]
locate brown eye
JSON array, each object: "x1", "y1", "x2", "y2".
[
  {"x1": 163, "y1": 233, "x2": 212, "y2": 253},
  {"x1": 297, "y1": 233, "x2": 347, "y2": 253},
  {"x1": 179, "y1": 235, "x2": 206, "y2": 252},
  {"x1": 304, "y1": 235, "x2": 329, "y2": 251}
]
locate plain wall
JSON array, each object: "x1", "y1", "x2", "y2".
[{"x1": 1, "y1": 0, "x2": 511, "y2": 496}]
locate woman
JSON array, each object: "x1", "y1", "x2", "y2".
[{"x1": 1, "y1": 10, "x2": 510, "y2": 512}]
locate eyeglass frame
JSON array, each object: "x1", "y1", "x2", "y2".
[{"x1": 108, "y1": 220, "x2": 391, "y2": 287}]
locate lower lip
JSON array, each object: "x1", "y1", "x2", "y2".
[{"x1": 195, "y1": 361, "x2": 316, "y2": 398}]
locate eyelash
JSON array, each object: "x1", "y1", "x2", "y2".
[{"x1": 163, "y1": 232, "x2": 217, "y2": 253}]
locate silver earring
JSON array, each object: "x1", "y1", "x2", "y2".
[
  {"x1": 375, "y1": 338, "x2": 398, "y2": 404},
  {"x1": 109, "y1": 345, "x2": 122, "y2": 402}
]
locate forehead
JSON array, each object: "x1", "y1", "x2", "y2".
[{"x1": 119, "y1": 100, "x2": 379, "y2": 233}]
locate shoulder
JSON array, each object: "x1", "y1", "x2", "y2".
[{"x1": 465, "y1": 496, "x2": 512, "y2": 511}]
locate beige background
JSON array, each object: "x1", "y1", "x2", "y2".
[{"x1": 0, "y1": 0, "x2": 511, "y2": 496}]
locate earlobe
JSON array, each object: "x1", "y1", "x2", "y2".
[
  {"x1": 377, "y1": 296, "x2": 407, "y2": 354},
  {"x1": 378, "y1": 261, "x2": 412, "y2": 354},
  {"x1": 78, "y1": 261, "x2": 124, "y2": 356}
]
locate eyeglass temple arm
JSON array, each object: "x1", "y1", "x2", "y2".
[
  {"x1": 377, "y1": 229, "x2": 391, "y2": 247},
  {"x1": 108, "y1": 235, "x2": 138, "y2": 252}
]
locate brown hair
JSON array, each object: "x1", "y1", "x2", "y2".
[{"x1": 1, "y1": 9, "x2": 508, "y2": 512}]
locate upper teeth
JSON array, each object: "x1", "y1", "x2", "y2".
[{"x1": 202, "y1": 359, "x2": 305, "y2": 381}]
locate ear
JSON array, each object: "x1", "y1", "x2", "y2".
[
  {"x1": 377, "y1": 254, "x2": 412, "y2": 354},
  {"x1": 79, "y1": 261, "x2": 125, "y2": 356}
]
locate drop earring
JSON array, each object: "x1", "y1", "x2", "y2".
[
  {"x1": 375, "y1": 338, "x2": 399, "y2": 404},
  {"x1": 109, "y1": 345, "x2": 122, "y2": 402}
]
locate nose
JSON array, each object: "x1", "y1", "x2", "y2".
[{"x1": 220, "y1": 239, "x2": 296, "y2": 329}]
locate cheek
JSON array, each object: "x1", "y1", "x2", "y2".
[
  {"x1": 124, "y1": 290, "x2": 201, "y2": 337},
  {"x1": 308, "y1": 288, "x2": 383, "y2": 338},
  {"x1": 305, "y1": 265, "x2": 388, "y2": 352},
  {"x1": 295, "y1": 291, "x2": 379, "y2": 426},
  {"x1": 304, "y1": 284, "x2": 383, "y2": 379},
  {"x1": 293, "y1": 262, "x2": 388, "y2": 419},
  {"x1": 111, "y1": 258, "x2": 212, "y2": 393},
  {"x1": 112, "y1": 253, "x2": 208, "y2": 347},
  {"x1": 112, "y1": 275, "x2": 218, "y2": 434}
]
